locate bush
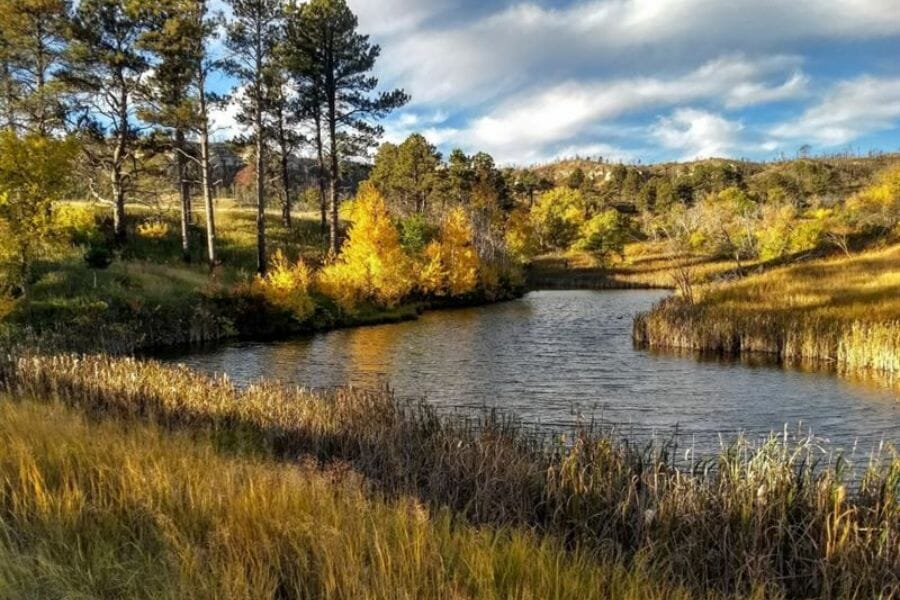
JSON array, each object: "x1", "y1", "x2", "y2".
[
  {"x1": 318, "y1": 184, "x2": 415, "y2": 310},
  {"x1": 136, "y1": 219, "x2": 171, "y2": 240},
  {"x1": 248, "y1": 249, "x2": 315, "y2": 321}
]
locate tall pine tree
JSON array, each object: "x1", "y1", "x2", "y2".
[
  {"x1": 225, "y1": 0, "x2": 283, "y2": 275},
  {"x1": 284, "y1": 0, "x2": 408, "y2": 255},
  {"x1": 64, "y1": 0, "x2": 149, "y2": 242}
]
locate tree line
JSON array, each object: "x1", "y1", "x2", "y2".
[{"x1": 0, "y1": 0, "x2": 406, "y2": 276}]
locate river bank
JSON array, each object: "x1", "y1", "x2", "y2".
[
  {"x1": 633, "y1": 244, "x2": 900, "y2": 377},
  {"x1": 1, "y1": 350, "x2": 896, "y2": 599}
]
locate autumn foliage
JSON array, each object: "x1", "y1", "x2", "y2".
[
  {"x1": 420, "y1": 207, "x2": 479, "y2": 297},
  {"x1": 318, "y1": 183, "x2": 415, "y2": 310}
]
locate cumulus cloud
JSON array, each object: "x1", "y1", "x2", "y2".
[
  {"x1": 441, "y1": 55, "x2": 803, "y2": 163},
  {"x1": 373, "y1": 0, "x2": 900, "y2": 106},
  {"x1": 769, "y1": 76, "x2": 900, "y2": 147},
  {"x1": 652, "y1": 109, "x2": 743, "y2": 160}
]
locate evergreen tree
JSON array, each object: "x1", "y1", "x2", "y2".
[
  {"x1": 141, "y1": 0, "x2": 222, "y2": 266},
  {"x1": 64, "y1": 0, "x2": 149, "y2": 242},
  {"x1": 284, "y1": 0, "x2": 408, "y2": 254},
  {"x1": 225, "y1": 0, "x2": 283, "y2": 274},
  {"x1": 0, "y1": 0, "x2": 71, "y2": 135}
]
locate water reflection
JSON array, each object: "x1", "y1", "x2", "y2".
[{"x1": 165, "y1": 290, "x2": 899, "y2": 455}]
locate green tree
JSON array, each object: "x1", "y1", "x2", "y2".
[
  {"x1": 0, "y1": 0, "x2": 71, "y2": 135},
  {"x1": 369, "y1": 134, "x2": 440, "y2": 214},
  {"x1": 575, "y1": 209, "x2": 628, "y2": 260},
  {"x1": 225, "y1": 0, "x2": 283, "y2": 274},
  {"x1": 141, "y1": 0, "x2": 222, "y2": 266},
  {"x1": 447, "y1": 148, "x2": 473, "y2": 205},
  {"x1": 0, "y1": 132, "x2": 77, "y2": 315},
  {"x1": 64, "y1": 0, "x2": 149, "y2": 242},
  {"x1": 285, "y1": 0, "x2": 408, "y2": 254},
  {"x1": 531, "y1": 187, "x2": 585, "y2": 250}
]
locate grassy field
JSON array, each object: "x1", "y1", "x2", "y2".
[
  {"x1": 7, "y1": 200, "x2": 476, "y2": 353},
  {"x1": 527, "y1": 242, "x2": 763, "y2": 290},
  {"x1": 0, "y1": 398, "x2": 709, "y2": 600},
  {"x1": 1, "y1": 351, "x2": 896, "y2": 599},
  {"x1": 634, "y1": 243, "x2": 900, "y2": 374}
]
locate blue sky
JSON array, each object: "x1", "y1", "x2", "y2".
[{"x1": 212, "y1": 0, "x2": 900, "y2": 166}]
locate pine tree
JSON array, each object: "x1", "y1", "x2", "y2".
[
  {"x1": 284, "y1": 0, "x2": 408, "y2": 255},
  {"x1": 0, "y1": 0, "x2": 71, "y2": 135},
  {"x1": 225, "y1": 0, "x2": 283, "y2": 275},
  {"x1": 140, "y1": 0, "x2": 223, "y2": 266},
  {"x1": 64, "y1": 0, "x2": 149, "y2": 242}
]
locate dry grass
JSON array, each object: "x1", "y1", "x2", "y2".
[
  {"x1": 635, "y1": 244, "x2": 900, "y2": 374},
  {"x1": 0, "y1": 351, "x2": 897, "y2": 598},
  {"x1": 0, "y1": 399, "x2": 705, "y2": 600}
]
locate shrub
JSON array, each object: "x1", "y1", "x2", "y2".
[
  {"x1": 318, "y1": 183, "x2": 414, "y2": 310},
  {"x1": 136, "y1": 219, "x2": 171, "y2": 239},
  {"x1": 249, "y1": 249, "x2": 315, "y2": 321}
]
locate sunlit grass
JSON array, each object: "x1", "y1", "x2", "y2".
[
  {"x1": 0, "y1": 398, "x2": 706, "y2": 600},
  {"x1": 1, "y1": 351, "x2": 896, "y2": 598},
  {"x1": 635, "y1": 244, "x2": 900, "y2": 374}
]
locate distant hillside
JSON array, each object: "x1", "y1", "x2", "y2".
[{"x1": 521, "y1": 153, "x2": 900, "y2": 208}]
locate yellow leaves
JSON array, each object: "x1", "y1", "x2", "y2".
[
  {"x1": 251, "y1": 249, "x2": 315, "y2": 320},
  {"x1": 319, "y1": 184, "x2": 414, "y2": 311},
  {"x1": 504, "y1": 208, "x2": 537, "y2": 261},
  {"x1": 846, "y1": 164, "x2": 900, "y2": 231},
  {"x1": 136, "y1": 219, "x2": 171, "y2": 240},
  {"x1": 419, "y1": 207, "x2": 480, "y2": 297}
]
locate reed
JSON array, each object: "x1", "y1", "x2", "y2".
[
  {"x1": 0, "y1": 399, "x2": 704, "y2": 599},
  {"x1": 0, "y1": 351, "x2": 896, "y2": 598},
  {"x1": 634, "y1": 244, "x2": 900, "y2": 375}
]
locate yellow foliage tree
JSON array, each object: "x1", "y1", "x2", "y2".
[
  {"x1": 250, "y1": 249, "x2": 315, "y2": 320},
  {"x1": 847, "y1": 165, "x2": 900, "y2": 233},
  {"x1": 0, "y1": 132, "x2": 77, "y2": 315},
  {"x1": 504, "y1": 207, "x2": 538, "y2": 261},
  {"x1": 318, "y1": 183, "x2": 414, "y2": 310},
  {"x1": 420, "y1": 207, "x2": 479, "y2": 297}
]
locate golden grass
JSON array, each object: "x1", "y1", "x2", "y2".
[
  {"x1": 0, "y1": 351, "x2": 897, "y2": 598},
  {"x1": 635, "y1": 244, "x2": 900, "y2": 374},
  {"x1": 0, "y1": 399, "x2": 706, "y2": 600}
]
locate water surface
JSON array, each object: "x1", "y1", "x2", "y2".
[{"x1": 168, "y1": 290, "x2": 899, "y2": 454}]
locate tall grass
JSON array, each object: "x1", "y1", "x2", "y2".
[
  {"x1": 0, "y1": 399, "x2": 704, "y2": 599},
  {"x1": 634, "y1": 244, "x2": 900, "y2": 375},
  {"x1": 1, "y1": 352, "x2": 896, "y2": 598}
]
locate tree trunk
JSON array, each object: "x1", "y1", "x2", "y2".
[
  {"x1": 327, "y1": 113, "x2": 339, "y2": 255},
  {"x1": 112, "y1": 81, "x2": 128, "y2": 243},
  {"x1": 277, "y1": 106, "x2": 291, "y2": 229},
  {"x1": 175, "y1": 129, "x2": 191, "y2": 262},
  {"x1": 198, "y1": 73, "x2": 217, "y2": 267},
  {"x1": 313, "y1": 106, "x2": 327, "y2": 234},
  {"x1": 254, "y1": 91, "x2": 266, "y2": 273},
  {"x1": 325, "y1": 36, "x2": 340, "y2": 255}
]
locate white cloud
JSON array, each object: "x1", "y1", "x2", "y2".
[
  {"x1": 769, "y1": 76, "x2": 900, "y2": 146},
  {"x1": 443, "y1": 55, "x2": 802, "y2": 163},
  {"x1": 652, "y1": 109, "x2": 743, "y2": 160},
  {"x1": 374, "y1": 0, "x2": 900, "y2": 107}
]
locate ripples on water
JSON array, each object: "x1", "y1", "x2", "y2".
[{"x1": 166, "y1": 290, "x2": 899, "y2": 455}]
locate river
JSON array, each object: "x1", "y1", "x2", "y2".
[{"x1": 166, "y1": 290, "x2": 899, "y2": 455}]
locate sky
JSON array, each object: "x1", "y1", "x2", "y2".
[{"x1": 212, "y1": 0, "x2": 900, "y2": 166}]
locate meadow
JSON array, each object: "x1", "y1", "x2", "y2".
[
  {"x1": 1, "y1": 351, "x2": 896, "y2": 599},
  {"x1": 634, "y1": 243, "x2": 900, "y2": 375}
]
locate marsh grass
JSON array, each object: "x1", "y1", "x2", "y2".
[
  {"x1": 635, "y1": 244, "x2": 900, "y2": 375},
  {"x1": 0, "y1": 352, "x2": 896, "y2": 598},
  {"x1": 0, "y1": 399, "x2": 710, "y2": 600}
]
